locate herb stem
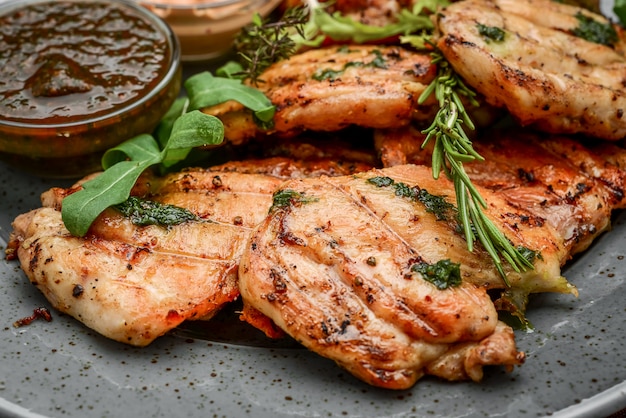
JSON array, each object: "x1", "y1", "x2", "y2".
[{"x1": 419, "y1": 50, "x2": 534, "y2": 284}]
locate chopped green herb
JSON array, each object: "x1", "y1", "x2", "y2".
[
  {"x1": 116, "y1": 197, "x2": 199, "y2": 227},
  {"x1": 313, "y1": 68, "x2": 345, "y2": 82},
  {"x1": 477, "y1": 23, "x2": 506, "y2": 42},
  {"x1": 572, "y1": 11, "x2": 617, "y2": 46},
  {"x1": 368, "y1": 49, "x2": 388, "y2": 69},
  {"x1": 392, "y1": 181, "x2": 419, "y2": 200},
  {"x1": 411, "y1": 259, "x2": 462, "y2": 290},
  {"x1": 312, "y1": 50, "x2": 388, "y2": 81},
  {"x1": 270, "y1": 189, "x2": 318, "y2": 211},
  {"x1": 366, "y1": 176, "x2": 455, "y2": 221},
  {"x1": 367, "y1": 176, "x2": 394, "y2": 187},
  {"x1": 417, "y1": 189, "x2": 456, "y2": 221}
]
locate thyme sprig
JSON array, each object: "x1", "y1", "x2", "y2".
[
  {"x1": 418, "y1": 50, "x2": 534, "y2": 284},
  {"x1": 234, "y1": 6, "x2": 310, "y2": 85}
]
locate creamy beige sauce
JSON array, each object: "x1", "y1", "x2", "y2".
[{"x1": 140, "y1": 0, "x2": 282, "y2": 61}]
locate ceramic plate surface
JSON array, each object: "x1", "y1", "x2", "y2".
[
  {"x1": 2, "y1": 157, "x2": 626, "y2": 418},
  {"x1": 2, "y1": 0, "x2": 626, "y2": 414}
]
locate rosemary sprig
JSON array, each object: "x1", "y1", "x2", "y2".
[
  {"x1": 418, "y1": 50, "x2": 534, "y2": 285},
  {"x1": 234, "y1": 7, "x2": 310, "y2": 85}
]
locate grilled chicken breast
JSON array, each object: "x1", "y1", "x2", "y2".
[
  {"x1": 436, "y1": 0, "x2": 626, "y2": 140},
  {"x1": 202, "y1": 45, "x2": 438, "y2": 144},
  {"x1": 374, "y1": 128, "x2": 626, "y2": 257},
  {"x1": 8, "y1": 154, "x2": 375, "y2": 346},
  {"x1": 237, "y1": 131, "x2": 624, "y2": 387},
  {"x1": 238, "y1": 164, "x2": 539, "y2": 388},
  {"x1": 9, "y1": 134, "x2": 623, "y2": 385},
  {"x1": 10, "y1": 207, "x2": 244, "y2": 346}
]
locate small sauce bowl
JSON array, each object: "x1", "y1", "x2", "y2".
[
  {"x1": 139, "y1": 0, "x2": 283, "y2": 62},
  {"x1": 0, "y1": 0, "x2": 182, "y2": 178}
]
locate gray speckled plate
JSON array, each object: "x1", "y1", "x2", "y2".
[
  {"x1": 1, "y1": 157, "x2": 626, "y2": 418},
  {"x1": 2, "y1": 1, "x2": 626, "y2": 413}
]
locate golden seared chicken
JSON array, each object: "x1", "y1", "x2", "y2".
[
  {"x1": 237, "y1": 131, "x2": 624, "y2": 387},
  {"x1": 435, "y1": 0, "x2": 626, "y2": 140},
  {"x1": 10, "y1": 206, "x2": 245, "y2": 346},
  {"x1": 375, "y1": 128, "x2": 626, "y2": 257},
  {"x1": 202, "y1": 45, "x2": 438, "y2": 144},
  {"x1": 238, "y1": 164, "x2": 546, "y2": 388},
  {"x1": 7, "y1": 153, "x2": 375, "y2": 346}
]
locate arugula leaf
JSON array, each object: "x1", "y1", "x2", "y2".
[
  {"x1": 154, "y1": 97, "x2": 189, "y2": 147},
  {"x1": 62, "y1": 112, "x2": 223, "y2": 237},
  {"x1": 61, "y1": 71, "x2": 275, "y2": 237},
  {"x1": 615, "y1": 0, "x2": 626, "y2": 26},
  {"x1": 101, "y1": 133, "x2": 162, "y2": 169},
  {"x1": 215, "y1": 61, "x2": 246, "y2": 79},
  {"x1": 312, "y1": 6, "x2": 438, "y2": 44},
  {"x1": 185, "y1": 72, "x2": 275, "y2": 123},
  {"x1": 161, "y1": 110, "x2": 224, "y2": 168}
]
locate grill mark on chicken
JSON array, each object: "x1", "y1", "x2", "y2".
[
  {"x1": 272, "y1": 180, "x2": 445, "y2": 341},
  {"x1": 435, "y1": 0, "x2": 626, "y2": 140},
  {"x1": 238, "y1": 165, "x2": 532, "y2": 388}
]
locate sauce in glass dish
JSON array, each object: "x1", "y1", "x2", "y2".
[
  {"x1": 0, "y1": 0, "x2": 171, "y2": 124},
  {"x1": 0, "y1": 0, "x2": 181, "y2": 178}
]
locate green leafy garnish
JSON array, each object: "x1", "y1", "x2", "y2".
[
  {"x1": 116, "y1": 196, "x2": 200, "y2": 227},
  {"x1": 411, "y1": 259, "x2": 462, "y2": 290},
  {"x1": 476, "y1": 23, "x2": 506, "y2": 42},
  {"x1": 61, "y1": 113, "x2": 223, "y2": 237},
  {"x1": 234, "y1": 7, "x2": 310, "y2": 85},
  {"x1": 185, "y1": 72, "x2": 275, "y2": 124},
  {"x1": 572, "y1": 11, "x2": 618, "y2": 46},
  {"x1": 270, "y1": 189, "x2": 318, "y2": 211},
  {"x1": 305, "y1": 2, "x2": 441, "y2": 44},
  {"x1": 233, "y1": 1, "x2": 448, "y2": 83},
  {"x1": 615, "y1": 0, "x2": 626, "y2": 26},
  {"x1": 62, "y1": 74, "x2": 276, "y2": 237},
  {"x1": 418, "y1": 49, "x2": 535, "y2": 285}
]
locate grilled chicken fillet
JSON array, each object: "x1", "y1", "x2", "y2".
[
  {"x1": 7, "y1": 154, "x2": 375, "y2": 346},
  {"x1": 202, "y1": 45, "x2": 438, "y2": 144},
  {"x1": 436, "y1": 0, "x2": 626, "y2": 140},
  {"x1": 375, "y1": 128, "x2": 626, "y2": 257},
  {"x1": 238, "y1": 164, "x2": 539, "y2": 388}
]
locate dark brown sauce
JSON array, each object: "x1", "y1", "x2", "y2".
[{"x1": 0, "y1": 1, "x2": 170, "y2": 124}]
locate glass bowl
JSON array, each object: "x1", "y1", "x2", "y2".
[
  {"x1": 0, "y1": 0, "x2": 182, "y2": 178},
  {"x1": 138, "y1": 0, "x2": 283, "y2": 62}
]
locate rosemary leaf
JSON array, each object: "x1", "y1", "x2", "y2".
[{"x1": 419, "y1": 50, "x2": 535, "y2": 284}]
